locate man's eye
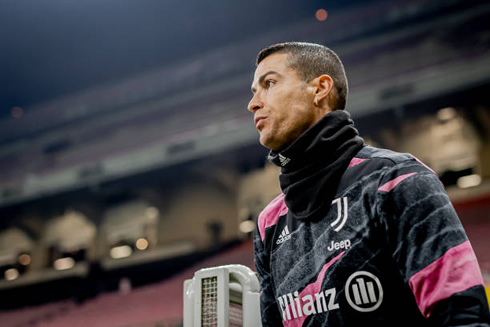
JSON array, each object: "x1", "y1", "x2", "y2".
[{"x1": 265, "y1": 80, "x2": 275, "y2": 87}]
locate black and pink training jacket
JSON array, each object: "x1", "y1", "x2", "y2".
[{"x1": 253, "y1": 110, "x2": 490, "y2": 326}]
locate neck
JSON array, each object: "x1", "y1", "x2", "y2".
[{"x1": 268, "y1": 110, "x2": 363, "y2": 221}]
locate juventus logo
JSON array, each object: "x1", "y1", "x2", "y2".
[
  {"x1": 330, "y1": 197, "x2": 348, "y2": 232},
  {"x1": 345, "y1": 271, "x2": 383, "y2": 312}
]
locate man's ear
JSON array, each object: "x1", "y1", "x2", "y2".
[{"x1": 312, "y1": 74, "x2": 334, "y2": 107}]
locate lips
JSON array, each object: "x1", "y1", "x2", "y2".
[{"x1": 254, "y1": 116, "x2": 267, "y2": 129}]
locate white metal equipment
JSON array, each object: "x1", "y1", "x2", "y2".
[{"x1": 183, "y1": 264, "x2": 262, "y2": 327}]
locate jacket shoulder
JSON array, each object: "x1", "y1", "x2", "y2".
[
  {"x1": 257, "y1": 193, "x2": 288, "y2": 241},
  {"x1": 355, "y1": 145, "x2": 414, "y2": 165}
]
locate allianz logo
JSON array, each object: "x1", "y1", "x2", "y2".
[
  {"x1": 277, "y1": 287, "x2": 339, "y2": 322},
  {"x1": 327, "y1": 239, "x2": 351, "y2": 252},
  {"x1": 276, "y1": 270, "x2": 383, "y2": 323}
]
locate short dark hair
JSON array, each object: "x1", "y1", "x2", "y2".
[{"x1": 256, "y1": 42, "x2": 348, "y2": 110}]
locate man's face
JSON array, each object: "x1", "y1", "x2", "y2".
[{"x1": 248, "y1": 52, "x2": 321, "y2": 151}]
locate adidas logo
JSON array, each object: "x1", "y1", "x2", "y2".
[
  {"x1": 276, "y1": 226, "x2": 292, "y2": 244},
  {"x1": 279, "y1": 154, "x2": 291, "y2": 167}
]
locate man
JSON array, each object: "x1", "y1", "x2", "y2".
[{"x1": 249, "y1": 42, "x2": 490, "y2": 326}]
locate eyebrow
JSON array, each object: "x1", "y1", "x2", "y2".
[{"x1": 251, "y1": 71, "x2": 281, "y2": 94}]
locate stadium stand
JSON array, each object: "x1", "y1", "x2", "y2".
[{"x1": 0, "y1": 239, "x2": 254, "y2": 327}]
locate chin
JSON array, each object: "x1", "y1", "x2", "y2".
[
  {"x1": 259, "y1": 137, "x2": 274, "y2": 150},
  {"x1": 262, "y1": 142, "x2": 282, "y2": 152},
  {"x1": 259, "y1": 140, "x2": 271, "y2": 149},
  {"x1": 260, "y1": 132, "x2": 284, "y2": 151}
]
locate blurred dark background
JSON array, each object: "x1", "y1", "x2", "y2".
[{"x1": 0, "y1": 0, "x2": 489, "y2": 326}]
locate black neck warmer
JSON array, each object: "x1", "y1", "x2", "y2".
[{"x1": 268, "y1": 110, "x2": 364, "y2": 221}]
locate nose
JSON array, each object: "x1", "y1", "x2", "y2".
[{"x1": 247, "y1": 93, "x2": 264, "y2": 113}]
